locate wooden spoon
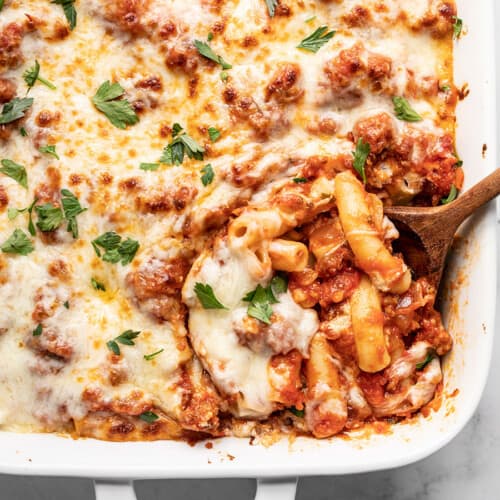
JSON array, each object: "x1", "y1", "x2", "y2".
[{"x1": 384, "y1": 168, "x2": 500, "y2": 288}]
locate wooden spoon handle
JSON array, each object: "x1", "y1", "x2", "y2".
[{"x1": 446, "y1": 168, "x2": 500, "y2": 223}]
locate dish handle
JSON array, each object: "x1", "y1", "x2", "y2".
[
  {"x1": 94, "y1": 480, "x2": 137, "y2": 500},
  {"x1": 255, "y1": 478, "x2": 298, "y2": 500}
]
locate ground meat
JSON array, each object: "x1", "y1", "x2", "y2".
[
  {"x1": 265, "y1": 63, "x2": 304, "y2": 103},
  {"x1": 135, "y1": 184, "x2": 198, "y2": 213},
  {"x1": 0, "y1": 78, "x2": 16, "y2": 104},
  {"x1": 102, "y1": 0, "x2": 151, "y2": 35},
  {"x1": 352, "y1": 112, "x2": 396, "y2": 154},
  {"x1": 165, "y1": 38, "x2": 200, "y2": 75},
  {"x1": 0, "y1": 22, "x2": 25, "y2": 71}
]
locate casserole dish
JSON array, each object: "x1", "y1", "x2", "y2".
[{"x1": 0, "y1": 0, "x2": 496, "y2": 499}]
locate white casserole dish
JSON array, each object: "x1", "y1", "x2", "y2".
[{"x1": 0, "y1": 1, "x2": 496, "y2": 499}]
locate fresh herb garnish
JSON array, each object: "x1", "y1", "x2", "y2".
[
  {"x1": 1, "y1": 228, "x2": 34, "y2": 255},
  {"x1": 139, "y1": 162, "x2": 160, "y2": 171},
  {"x1": 297, "y1": 26, "x2": 336, "y2": 53},
  {"x1": 144, "y1": 348, "x2": 164, "y2": 361},
  {"x1": 92, "y1": 231, "x2": 140, "y2": 265},
  {"x1": 293, "y1": 177, "x2": 307, "y2": 183},
  {"x1": 0, "y1": 159, "x2": 28, "y2": 189},
  {"x1": 271, "y1": 273, "x2": 288, "y2": 294},
  {"x1": 264, "y1": 0, "x2": 278, "y2": 17},
  {"x1": 35, "y1": 203, "x2": 64, "y2": 232},
  {"x1": 91, "y1": 277, "x2": 106, "y2": 291},
  {"x1": 9, "y1": 198, "x2": 38, "y2": 235},
  {"x1": 23, "y1": 61, "x2": 56, "y2": 91},
  {"x1": 194, "y1": 40, "x2": 232, "y2": 70},
  {"x1": 289, "y1": 406, "x2": 305, "y2": 418},
  {"x1": 92, "y1": 81, "x2": 139, "y2": 129},
  {"x1": 200, "y1": 164, "x2": 214, "y2": 186},
  {"x1": 440, "y1": 84, "x2": 451, "y2": 92},
  {"x1": 208, "y1": 127, "x2": 221, "y2": 142},
  {"x1": 61, "y1": 189, "x2": 87, "y2": 238},
  {"x1": 392, "y1": 96, "x2": 422, "y2": 122},
  {"x1": 32, "y1": 324, "x2": 43, "y2": 336},
  {"x1": 194, "y1": 283, "x2": 228, "y2": 309},
  {"x1": 0, "y1": 0, "x2": 4, "y2": 12},
  {"x1": 220, "y1": 71, "x2": 229, "y2": 82},
  {"x1": 160, "y1": 124, "x2": 204, "y2": 165},
  {"x1": 20, "y1": 127, "x2": 28, "y2": 137},
  {"x1": 39, "y1": 144, "x2": 59, "y2": 159},
  {"x1": 453, "y1": 16, "x2": 463, "y2": 39},
  {"x1": 243, "y1": 284, "x2": 278, "y2": 325},
  {"x1": 63, "y1": 300, "x2": 70, "y2": 309},
  {"x1": 416, "y1": 353, "x2": 435, "y2": 370},
  {"x1": 51, "y1": 0, "x2": 77, "y2": 30},
  {"x1": 352, "y1": 138, "x2": 370, "y2": 184},
  {"x1": 139, "y1": 411, "x2": 159, "y2": 423},
  {"x1": 106, "y1": 330, "x2": 141, "y2": 355},
  {"x1": 0, "y1": 97, "x2": 33, "y2": 125},
  {"x1": 441, "y1": 184, "x2": 458, "y2": 205},
  {"x1": 207, "y1": 32, "x2": 214, "y2": 42}
]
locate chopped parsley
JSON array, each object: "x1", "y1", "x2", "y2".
[
  {"x1": 207, "y1": 32, "x2": 214, "y2": 42},
  {"x1": 297, "y1": 26, "x2": 336, "y2": 53},
  {"x1": 441, "y1": 184, "x2": 458, "y2": 205},
  {"x1": 63, "y1": 300, "x2": 70, "y2": 309},
  {"x1": 51, "y1": 0, "x2": 77, "y2": 30},
  {"x1": 8, "y1": 198, "x2": 37, "y2": 235},
  {"x1": 32, "y1": 324, "x2": 43, "y2": 336},
  {"x1": 0, "y1": 97, "x2": 33, "y2": 125},
  {"x1": 220, "y1": 71, "x2": 229, "y2": 82},
  {"x1": 194, "y1": 40, "x2": 232, "y2": 70},
  {"x1": 271, "y1": 273, "x2": 288, "y2": 294},
  {"x1": 293, "y1": 177, "x2": 307, "y2": 183},
  {"x1": 144, "y1": 348, "x2": 164, "y2": 361},
  {"x1": 1, "y1": 228, "x2": 34, "y2": 256},
  {"x1": 106, "y1": 330, "x2": 141, "y2": 356},
  {"x1": 392, "y1": 96, "x2": 422, "y2": 122},
  {"x1": 139, "y1": 411, "x2": 159, "y2": 423},
  {"x1": 61, "y1": 189, "x2": 87, "y2": 238},
  {"x1": 194, "y1": 283, "x2": 227, "y2": 309},
  {"x1": 440, "y1": 84, "x2": 451, "y2": 92},
  {"x1": 91, "y1": 277, "x2": 106, "y2": 291},
  {"x1": 139, "y1": 162, "x2": 160, "y2": 171},
  {"x1": 352, "y1": 138, "x2": 370, "y2": 184},
  {"x1": 92, "y1": 231, "x2": 140, "y2": 265},
  {"x1": 416, "y1": 353, "x2": 435, "y2": 370},
  {"x1": 160, "y1": 123, "x2": 204, "y2": 165},
  {"x1": 264, "y1": 0, "x2": 278, "y2": 17},
  {"x1": 452, "y1": 16, "x2": 463, "y2": 40},
  {"x1": 23, "y1": 61, "x2": 56, "y2": 91},
  {"x1": 200, "y1": 164, "x2": 214, "y2": 186},
  {"x1": 0, "y1": 0, "x2": 3, "y2": 11},
  {"x1": 289, "y1": 406, "x2": 305, "y2": 418},
  {"x1": 208, "y1": 127, "x2": 221, "y2": 142},
  {"x1": 92, "y1": 81, "x2": 139, "y2": 129},
  {"x1": 39, "y1": 144, "x2": 59, "y2": 159},
  {"x1": 0, "y1": 159, "x2": 28, "y2": 189},
  {"x1": 20, "y1": 127, "x2": 28, "y2": 137},
  {"x1": 243, "y1": 284, "x2": 278, "y2": 325},
  {"x1": 35, "y1": 203, "x2": 64, "y2": 232}
]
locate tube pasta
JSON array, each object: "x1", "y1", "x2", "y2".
[
  {"x1": 305, "y1": 333, "x2": 347, "y2": 438},
  {"x1": 350, "y1": 274, "x2": 390, "y2": 373},
  {"x1": 335, "y1": 171, "x2": 411, "y2": 294},
  {"x1": 268, "y1": 239, "x2": 309, "y2": 272}
]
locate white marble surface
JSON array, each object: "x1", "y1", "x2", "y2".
[{"x1": 1, "y1": 7, "x2": 499, "y2": 500}]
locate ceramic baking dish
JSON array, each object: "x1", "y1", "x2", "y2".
[{"x1": 0, "y1": 0, "x2": 496, "y2": 498}]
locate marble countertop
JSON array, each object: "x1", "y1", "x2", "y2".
[{"x1": 1, "y1": 6, "x2": 499, "y2": 500}]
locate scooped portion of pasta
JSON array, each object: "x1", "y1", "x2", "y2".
[{"x1": 0, "y1": 0, "x2": 458, "y2": 441}]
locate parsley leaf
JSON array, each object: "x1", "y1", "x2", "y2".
[
  {"x1": 20, "y1": 127, "x2": 28, "y2": 137},
  {"x1": 61, "y1": 188, "x2": 86, "y2": 238},
  {"x1": 139, "y1": 411, "x2": 159, "y2": 423},
  {"x1": 91, "y1": 277, "x2": 106, "y2": 291},
  {"x1": 23, "y1": 61, "x2": 56, "y2": 91},
  {"x1": 51, "y1": 0, "x2": 77, "y2": 30},
  {"x1": 297, "y1": 26, "x2": 336, "y2": 53},
  {"x1": 392, "y1": 96, "x2": 422, "y2": 122},
  {"x1": 220, "y1": 71, "x2": 229, "y2": 82},
  {"x1": 10, "y1": 198, "x2": 38, "y2": 235},
  {"x1": 416, "y1": 353, "x2": 435, "y2": 370},
  {"x1": 271, "y1": 273, "x2": 288, "y2": 294},
  {"x1": 194, "y1": 283, "x2": 228, "y2": 309},
  {"x1": 289, "y1": 406, "x2": 305, "y2": 418},
  {"x1": 208, "y1": 127, "x2": 221, "y2": 142},
  {"x1": 35, "y1": 203, "x2": 64, "y2": 232},
  {"x1": 160, "y1": 124, "x2": 204, "y2": 165},
  {"x1": 441, "y1": 184, "x2": 458, "y2": 205},
  {"x1": 201, "y1": 164, "x2": 214, "y2": 186},
  {"x1": 293, "y1": 177, "x2": 307, "y2": 183},
  {"x1": 144, "y1": 348, "x2": 164, "y2": 361},
  {"x1": 1, "y1": 228, "x2": 34, "y2": 255},
  {"x1": 244, "y1": 284, "x2": 277, "y2": 325},
  {"x1": 452, "y1": 16, "x2": 463, "y2": 40},
  {"x1": 194, "y1": 40, "x2": 232, "y2": 70},
  {"x1": 265, "y1": 0, "x2": 278, "y2": 17},
  {"x1": 0, "y1": 0, "x2": 4, "y2": 11},
  {"x1": 0, "y1": 97, "x2": 33, "y2": 125},
  {"x1": 139, "y1": 162, "x2": 160, "y2": 171},
  {"x1": 352, "y1": 138, "x2": 370, "y2": 184},
  {"x1": 0, "y1": 159, "x2": 28, "y2": 189},
  {"x1": 92, "y1": 81, "x2": 139, "y2": 129},
  {"x1": 106, "y1": 330, "x2": 141, "y2": 355},
  {"x1": 33, "y1": 324, "x2": 43, "y2": 336},
  {"x1": 39, "y1": 144, "x2": 59, "y2": 159},
  {"x1": 63, "y1": 300, "x2": 70, "y2": 309},
  {"x1": 92, "y1": 231, "x2": 140, "y2": 265}
]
